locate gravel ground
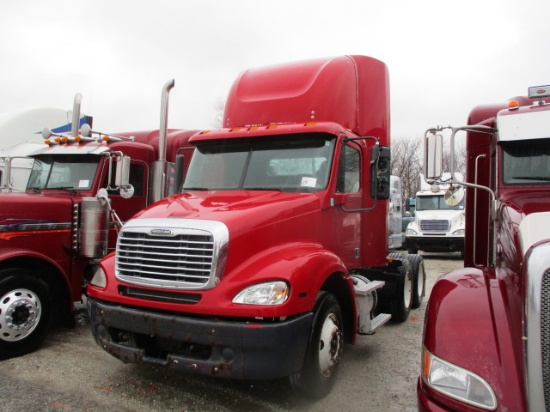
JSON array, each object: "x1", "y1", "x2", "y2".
[{"x1": 0, "y1": 252, "x2": 463, "y2": 412}]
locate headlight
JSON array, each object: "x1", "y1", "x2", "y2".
[
  {"x1": 452, "y1": 229, "x2": 465, "y2": 236},
  {"x1": 90, "y1": 266, "x2": 107, "y2": 288},
  {"x1": 406, "y1": 228, "x2": 418, "y2": 235},
  {"x1": 422, "y1": 347, "x2": 497, "y2": 410},
  {"x1": 233, "y1": 281, "x2": 289, "y2": 305}
]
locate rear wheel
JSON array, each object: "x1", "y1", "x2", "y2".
[
  {"x1": 0, "y1": 270, "x2": 52, "y2": 359},
  {"x1": 408, "y1": 254, "x2": 426, "y2": 309},
  {"x1": 388, "y1": 256, "x2": 413, "y2": 322},
  {"x1": 289, "y1": 292, "x2": 343, "y2": 399}
]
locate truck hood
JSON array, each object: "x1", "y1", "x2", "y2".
[
  {"x1": 415, "y1": 209, "x2": 464, "y2": 220},
  {"x1": 0, "y1": 192, "x2": 74, "y2": 229},
  {"x1": 134, "y1": 190, "x2": 323, "y2": 239}
]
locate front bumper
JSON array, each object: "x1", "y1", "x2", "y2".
[
  {"x1": 406, "y1": 236, "x2": 464, "y2": 253},
  {"x1": 87, "y1": 297, "x2": 312, "y2": 380}
]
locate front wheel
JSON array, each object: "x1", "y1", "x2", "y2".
[
  {"x1": 0, "y1": 270, "x2": 52, "y2": 359},
  {"x1": 289, "y1": 292, "x2": 344, "y2": 399}
]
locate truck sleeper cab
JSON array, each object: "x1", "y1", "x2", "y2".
[{"x1": 87, "y1": 55, "x2": 426, "y2": 399}]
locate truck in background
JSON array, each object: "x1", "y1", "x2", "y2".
[
  {"x1": 405, "y1": 172, "x2": 465, "y2": 255},
  {"x1": 0, "y1": 81, "x2": 198, "y2": 359},
  {"x1": 0, "y1": 107, "x2": 92, "y2": 191},
  {"x1": 418, "y1": 85, "x2": 550, "y2": 411},
  {"x1": 87, "y1": 55, "x2": 426, "y2": 398}
]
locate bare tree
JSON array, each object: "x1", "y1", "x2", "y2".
[
  {"x1": 441, "y1": 137, "x2": 466, "y2": 179},
  {"x1": 390, "y1": 136, "x2": 423, "y2": 199}
]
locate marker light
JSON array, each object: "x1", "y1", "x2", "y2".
[{"x1": 508, "y1": 100, "x2": 520, "y2": 111}]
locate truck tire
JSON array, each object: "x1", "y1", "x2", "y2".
[
  {"x1": 407, "y1": 254, "x2": 426, "y2": 309},
  {"x1": 389, "y1": 257, "x2": 413, "y2": 323},
  {"x1": 0, "y1": 270, "x2": 52, "y2": 359},
  {"x1": 289, "y1": 292, "x2": 343, "y2": 399}
]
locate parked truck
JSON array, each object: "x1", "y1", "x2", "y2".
[
  {"x1": 405, "y1": 173, "x2": 465, "y2": 255},
  {"x1": 87, "y1": 55, "x2": 426, "y2": 398},
  {"x1": 0, "y1": 81, "x2": 198, "y2": 359},
  {"x1": 418, "y1": 85, "x2": 550, "y2": 411}
]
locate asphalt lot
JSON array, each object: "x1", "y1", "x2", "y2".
[{"x1": 0, "y1": 252, "x2": 463, "y2": 412}]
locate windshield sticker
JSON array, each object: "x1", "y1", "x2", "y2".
[
  {"x1": 78, "y1": 180, "x2": 90, "y2": 188},
  {"x1": 301, "y1": 177, "x2": 317, "y2": 187}
]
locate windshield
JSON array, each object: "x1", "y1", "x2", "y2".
[
  {"x1": 416, "y1": 195, "x2": 463, "y2": 211},
  {"x1": 183, "y1": 134, "x2": 335, "y2": 192},
  {"x1": 501, "y1": 138, "x2": 550, "y2": 184},
  {"x1": 27, "y1": 154, "x2": 99, "y2": 191}
]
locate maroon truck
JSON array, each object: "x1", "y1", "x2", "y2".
[
  {"x1": 418, "y1": 85, "x2": 550, "y2": 411},
  {"x1": 0, "y1": 81, "x2": 197, "y2": 358}
]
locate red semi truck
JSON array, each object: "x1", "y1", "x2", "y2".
[
  {"x1": 87, "y1": 55, "x2": 426, "y2": 398},
  {"x1": 418, "y1": 86, "x2": 550, "y2": 411},
  {"x1": 0, "y1": 81, "x2": 197, "y2": 359}
]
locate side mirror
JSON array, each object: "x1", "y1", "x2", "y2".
[
  {"x1": 115, "y1": 155, "x2": 131, "y2": 187},
  {"x1": 120, "y1": 185, "x2": 135, "y2": 199},
  {"x1": 371, "y1": 145, "x2": 391, "y2": 199},
  {"x1": 424, "y1": 133, "x2": 443, "y2": 179},
  {"x1": 444, "y1": 185, "x2": 464, "y2": 207}
]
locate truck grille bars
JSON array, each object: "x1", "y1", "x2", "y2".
[
  {"x1": 525, "y1": 243, "x2": 550, "y2": 411},
  {"x1": 420, "y1": 220, "x2": 450, "y2": 231},
  {"x1": 115, "y1": 218, "x2": 228, "y2": 290}
]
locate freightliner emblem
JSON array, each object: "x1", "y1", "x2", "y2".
[{"x1": 150, "y1": 228, "x2": 173, "y2": 236}]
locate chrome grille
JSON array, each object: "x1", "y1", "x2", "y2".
[
  {"x1": 115, "y1": 218, "x2": 228, "y2": 290},
  {"x1": 525, "y1": 243, "x2": 550, "y2": 411},
  {"x1": 420, "y1": 219, "x2": 450, "y2": 232}
]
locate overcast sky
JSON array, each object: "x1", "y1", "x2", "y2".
[{"x1": 2, "y1": 0, "x2": 550, "y2": 140}]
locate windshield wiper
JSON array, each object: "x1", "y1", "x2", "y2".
[
  {"x1": 182, "y1": 187, "x2": 209, "y2": 191},
  {"x1": 48, "y1": 186, "x2": 79, "y2": 194},
  {"x1": 244, "y1": 187, "x2": 282, "y2": 191}
]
